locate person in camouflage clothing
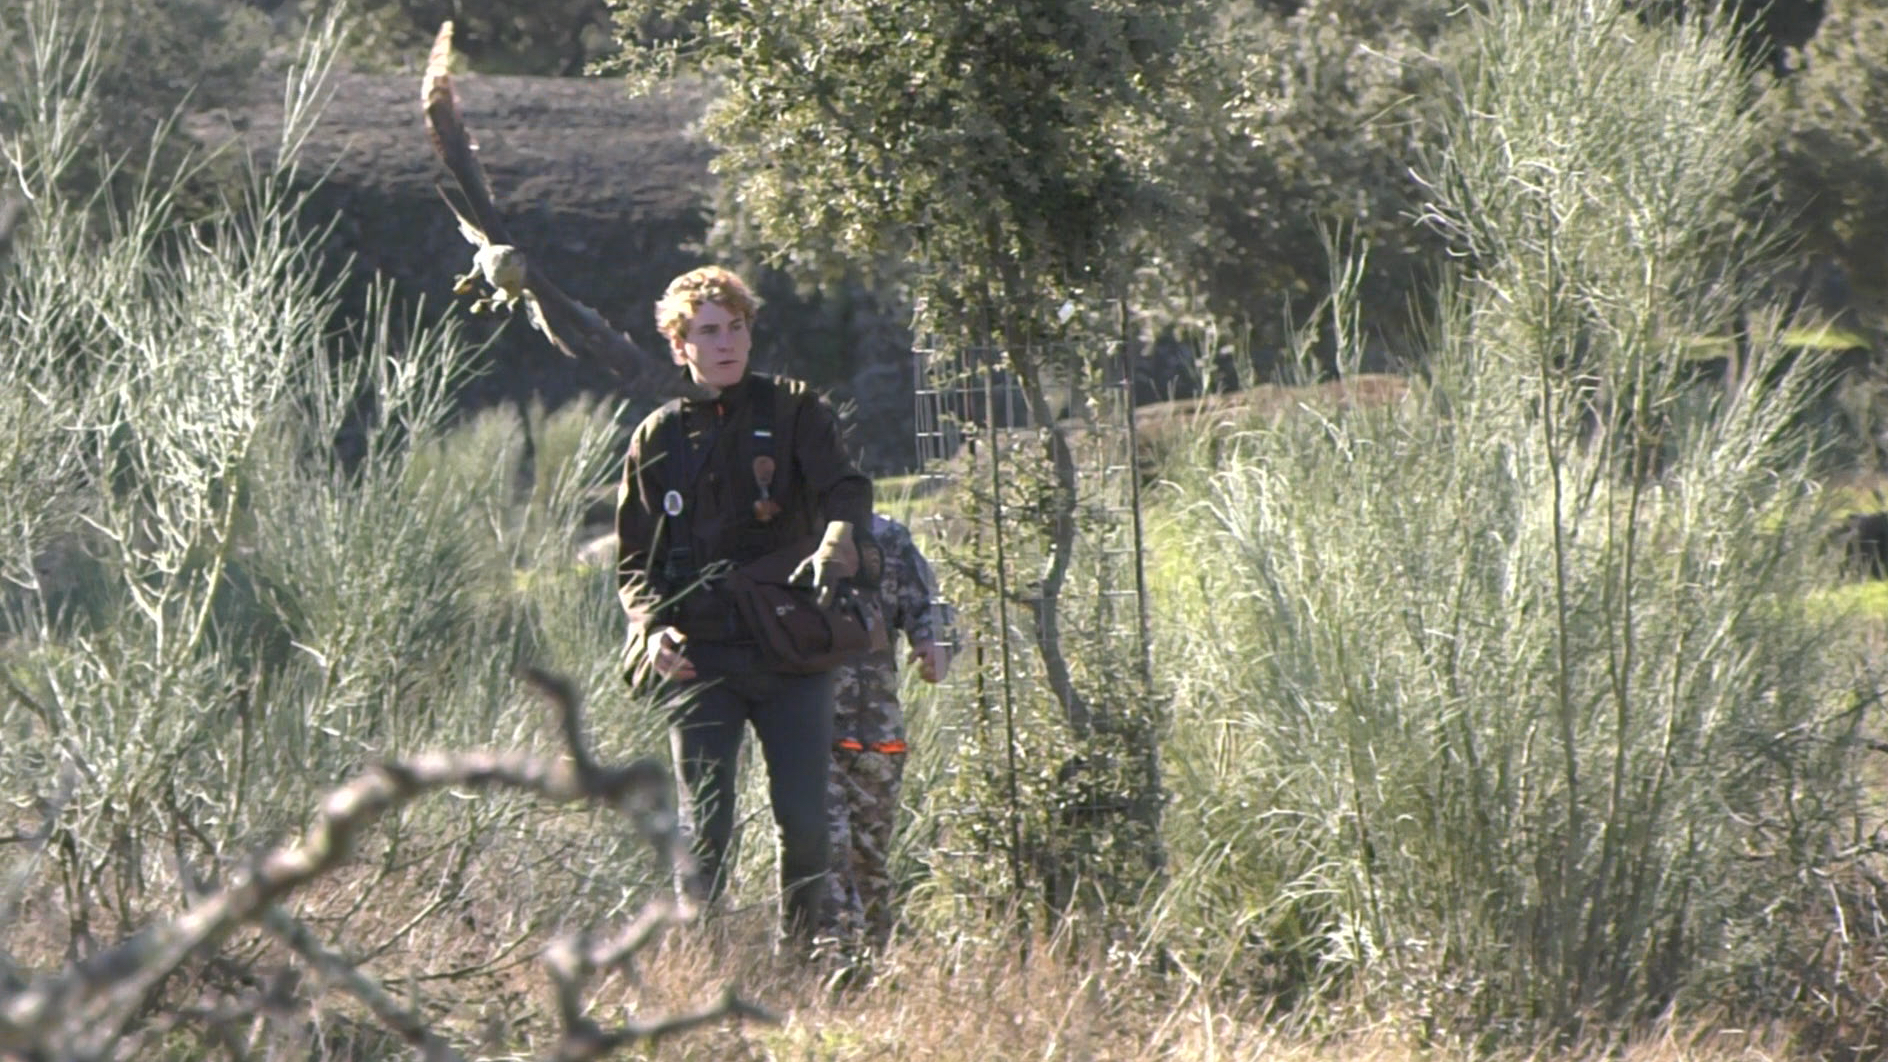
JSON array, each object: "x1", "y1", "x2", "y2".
[{"x1": 824, "y1": 513, "x2": 955, "y2": 949}]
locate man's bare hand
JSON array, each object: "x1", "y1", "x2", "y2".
[
  {"x1": 909, "y1": 641, "x2": 951, "y2": 684},
  {"x1": 648, "y1": 627, "x2": 697, "y2": 682}
]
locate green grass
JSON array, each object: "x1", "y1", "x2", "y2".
[
  {"x1": 1679, "y1": 325, "x2": 1872, "y2": 354},
  {"x1": 872, "y1": 471, "x2": 952, "y2": 527},
  {"x1": 1806, "y1": 578, "x2": 1888, "y2": 621},
  {"x1": 1785, "y1": 325, "x2": 1873, "y2": 350}
]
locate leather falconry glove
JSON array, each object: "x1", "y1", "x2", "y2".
[
  {"x1": 789, "y1": 520, "x2": 859, "y2": 608},
  {"x1": 910, "y1": 641, "x2": 952, "y2": 684}
]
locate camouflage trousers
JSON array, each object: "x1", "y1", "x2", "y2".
[{"x1": 824, "y1": 744, "x2": 906, "y2": 948}]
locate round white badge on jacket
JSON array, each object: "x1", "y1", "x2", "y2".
[{"x1": 663, "y1": 490, "x2": 685, "y2": 516}]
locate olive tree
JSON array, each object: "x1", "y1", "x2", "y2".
[{"x1": 1151, "y1": 0, "x2": 1454, "y2": 371}]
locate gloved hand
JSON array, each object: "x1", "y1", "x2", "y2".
[
  {"x1": 645, "y1": 626, "x2": 696, "y2": 682},
  {"x1": 909, "y1": 641, "x2": 952, "y2": 684},
  {"x1": 788, "y1": 520, "x2": 858, "y2": 608}
]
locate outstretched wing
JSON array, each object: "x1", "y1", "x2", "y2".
[
  {"x1": 422, "y1": 22, "x2": 685, "y2": 395},
  {"x1": 437, "y1": 182, "x2": 490, "y2": 252}
]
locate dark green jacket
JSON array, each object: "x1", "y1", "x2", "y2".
[{"x1": 615, "y1": 372, "x2": 872, "y2": 660}]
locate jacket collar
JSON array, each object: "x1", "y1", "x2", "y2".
[{"x1": 680, "y1": 370, "x2": 764, "y2": 412}]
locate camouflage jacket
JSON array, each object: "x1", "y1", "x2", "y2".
[{"x1": 833, "y1": 514, "x2": 957, "y2": 747}]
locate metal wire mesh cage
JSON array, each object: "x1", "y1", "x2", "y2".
[{"x1": 909, "y1": 335, "x2": 1152, "y2": 701}]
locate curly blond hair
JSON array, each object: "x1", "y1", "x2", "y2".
[{"x1": 655, "y1": 266, "x2": 760, "y2": 348}]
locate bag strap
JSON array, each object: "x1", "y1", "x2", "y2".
[
  {"x1": 745, "y1": 374, "x2": 782, "y2": 522},
  {"x1": 656, "y1": 398, "x2": 695, "y2": 588}
]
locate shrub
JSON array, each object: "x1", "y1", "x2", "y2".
[
  {"x1": 1142, "y1": 0, "x2": 1875, "y2": 1046},
  {"x1": 0, "y1": 8, "x2": 673, "y2": 1055}
]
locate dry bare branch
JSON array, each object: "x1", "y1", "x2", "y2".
[
  {"x1": 261, "y1": 905, "x2": 463, "y2": 1062},
  {"x1": 0, "y1": 668, "x2": 773, "y2": 1060}
]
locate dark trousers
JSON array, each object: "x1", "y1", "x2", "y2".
[{"x1": 668, "y1": 649, "x2": 835, "y2": 943}]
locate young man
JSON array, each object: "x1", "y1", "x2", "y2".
[
  {"x1": 824, "y1": 513, "x2": 955, "y2": 950},
  {"x1": 614, "y1": 266, "x2": 873, "y2": 948}
]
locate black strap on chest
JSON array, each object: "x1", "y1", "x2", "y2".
[
  {"x1": 656, "y1": 374, "x2": 779, "y2": 588},
  {"x1": 745, "y1": 375, "x2": 777, "y2": 468}
]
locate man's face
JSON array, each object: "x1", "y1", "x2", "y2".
[{"x1": 671, "y1": 300, "x2": 751, "y2": 391}]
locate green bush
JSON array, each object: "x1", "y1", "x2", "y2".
[
  {"x1": 1133, "y1": 0, "x2": 1870, "y2": 1045},
  {"x1": 0, "y1": 0, "x2": 272, "y2": 217},
  {"x1": 1756, "y1": 0, "x2": 1888, "y2": 338},
  {"x1": 1146, "y1": 0, "x2": 1455, "y2": 366},
  {"x1": 0, "y1": 3, "x2": 667, "y2": 1003}
]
